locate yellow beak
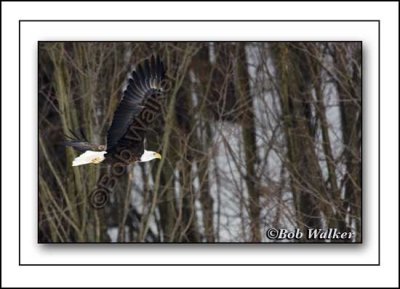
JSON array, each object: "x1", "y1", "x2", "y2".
[{"x1": 155, "y1": 152, "x2": 162, "y2": 160}]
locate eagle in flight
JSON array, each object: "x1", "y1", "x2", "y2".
[{"x1": 65, "y1": 55, "x2": 165, "y2": 166}]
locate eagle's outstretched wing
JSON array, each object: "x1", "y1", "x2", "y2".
[{"x1": 106, "y1": 55, "x2": 165, "y2": 155}]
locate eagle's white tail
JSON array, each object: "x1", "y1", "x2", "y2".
[{"x1": 72, "y1": 151, "x2": 107, "y2": 167}]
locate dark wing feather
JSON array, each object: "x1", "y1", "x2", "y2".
[
  {"x1": 64, "y1": 140, "x2": 105, "y2": 152},
  {"x1": 64, "y1": 129, "x2": 105, "y2": 152},
  {"x1": 106, "y1": 55, "x2": 165, "y2": 154}
]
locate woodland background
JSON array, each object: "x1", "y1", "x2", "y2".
[{"x1": 38, "y1": 42, "x2": 362, "y2": 242}]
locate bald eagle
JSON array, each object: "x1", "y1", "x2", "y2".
[{"x1": 65, "y1": 55, "x2": 165, "y2": 166}]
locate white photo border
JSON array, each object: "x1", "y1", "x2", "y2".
[{"x1": 19, "y1": 20, "x2": 378, "y2": 266}]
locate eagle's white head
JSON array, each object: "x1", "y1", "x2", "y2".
[{"x1": 139, "y1": 150, "x2": 162, "y2": 162}]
